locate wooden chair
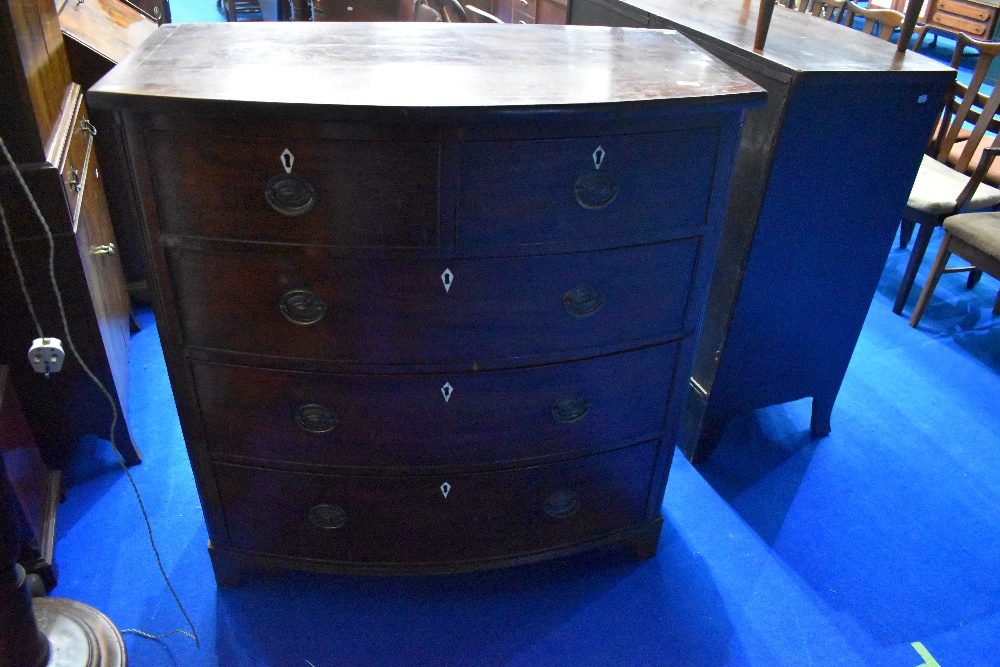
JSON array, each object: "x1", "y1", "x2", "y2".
[
  {"x1": 430, "y1": 0, "x2": 469, "y2": 20},
  {"x1": 936, "y1": 36, "x2": 1000, "y2": 189},
  {"x1": 465, "y1": 4, "x2": 503, "y2": 21},
  {"x1": 898, "y1": 35, "x2": 1000, "y2": 247},
  {"x1": 843, "y1": 0, "x2": 904, "y2": 39},
  {"x1": 909, "y1": 146, "x2": 1000, "y2": 326},
  {"x1": 893, "y1": 81, "x2": 1000, "y2": 316},
  {"x1": 796, "y1": 0, "x2": 850, "y2": 25}
]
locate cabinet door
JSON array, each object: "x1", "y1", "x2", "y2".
[{"x1": 71, "y1": 108, "x2": 131, "y2": 410}]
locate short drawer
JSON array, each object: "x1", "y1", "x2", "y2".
[
  {"x1": 167, "y1": 238, "x2": 699, "y2": 362},
  {"x1": 936, "y1": 0, "x2": 992, "y2": 21},
  {"x1": 457, "y1": 128, "x2": 720, "y2": 247},
  {"x1": 215, "y1": 440, "x2": 658, "y2": 564},
  {"x1": 931, "y1": 10, "x2": 990, "y2": 33},
  {"x1": 192, "y1": 343, "x2": 677, "y2": 467},
  {"x1": 143, "y1": 132, "x2": 440, "y2": 247}
]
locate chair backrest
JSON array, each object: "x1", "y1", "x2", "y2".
[
  {"x1": 803, "y1": 0, "x2": 848, "y2": 23},
  {"x1": 428, "y1": 0, "x2": 469, "y2": 21},
  {"x1": 935, "y1": 35, "x2": 1000, "y2": 170},
  {"x1": 843, "y1": 0, "x2": 904, "y2": 39},
  {"x1": 465, "y1": 4, "x2": 503, "y2": 21},
  {"x1": 413, "y1": 0, "x2": 442, "y2": 20}
]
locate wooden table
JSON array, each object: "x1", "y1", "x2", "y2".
[{"x1": 568, "y1": 0, "x2": 955, "y2": 461}]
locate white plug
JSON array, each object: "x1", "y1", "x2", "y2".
[{"x1": 29, "y1": 338, "x2": 65, "y2": 378}]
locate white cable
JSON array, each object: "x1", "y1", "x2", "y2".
[{"x1": 0, "y1": 131, "x2": 199, "y2": 648}]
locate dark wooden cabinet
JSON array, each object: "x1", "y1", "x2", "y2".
[
  {"x1": 0, "y1": 0, "x2": 140, "y2": 469},
  {"x1": 567, "y1": 0, "x2": 955, "y2": 461},
  {"x1": 89, "y1": 22, "x2": 763, "y2": 583}
]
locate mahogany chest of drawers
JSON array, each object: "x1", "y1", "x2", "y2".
[{"x1": 89, "y1": 22, "x2": 763, "y2": 583}]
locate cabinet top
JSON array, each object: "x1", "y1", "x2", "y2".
[
  {"x1": 608, "y1": 0, "x2": 955, "y2": 75},
  {"x1": 87, "y1": 23, "x2": 764, "y2": 119}
]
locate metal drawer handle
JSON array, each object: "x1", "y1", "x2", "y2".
[
  {"x1": 67, "y1": 166, "x2": 82, "y2": 193},
  {"x1": 265, "y1": 173, "x2": 317, "y2": 217},
  {"x1": 90, "y1": 243, "x2": 116, "y2": 255},
  {"x1": 280, "y1": 289, "x2": 328, "y2": 325},
  {"x1": 573, "y1": 172, "x2": 618, "y2": 210},
  {"x1": 543, "y1": 490, "x2": 579, "y2": 519},
  {"x1": 551, "y1": 394, "x2": 590, "y2": 423},
  {"x1": 295, "y1": 403, "x2": 338, "y2": 434},
  {"x1": 307, "y1": 504, "x2": 347, "y2": 530},
  {"x1": 563, "y1": 285, "x2": 604, "y2": 318}
]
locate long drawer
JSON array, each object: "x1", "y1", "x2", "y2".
[
  {"x1": 457, "y1": 127, "x2": 721, "y2": 247},
  {"x1": 192, "y1": 343, "x2": 677, "y2": 468},
  {"x1": 143, "y1": 132, "x2": 440, "y2": 248},
  {"x1": 214, "y1": 440, "x2": 658, "y2": 564},
  {"x1": 167, "y1": 238, "x2": 699, "y2": 362}
]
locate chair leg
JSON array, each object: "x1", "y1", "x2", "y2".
[
  {"x1": 899, "y1": 219, "x2": 916, "y2": 249},
  {"x1": 966, "y1": 269, "x2": 983, "y2": 289},
  {"x1": 910, "y1": 232, "x2": 954, "y2": 327},
  {"x1": 894, "y1": 221, "x2": 936, "y2": 315}
]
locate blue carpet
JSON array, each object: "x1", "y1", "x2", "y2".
[
  {"x1": 46, "y1": 230, "x2": 1000, "y2": 667},
  {"x1": 43, "y1": 14, "x2": 1000, "y2": 667}
]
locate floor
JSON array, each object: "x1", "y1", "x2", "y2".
[{"x1": 37, "y1": 9, "x2": 1000, "y2": 667}]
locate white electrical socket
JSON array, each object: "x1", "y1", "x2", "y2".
[{"x1": 29, "y1": 337, "x2": 65, "y2": 376}]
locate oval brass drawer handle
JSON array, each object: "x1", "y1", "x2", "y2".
[
  {"x1": 551, "y1": 394, "x2": 590, "y2": 423},
  {"x1": 563, "y1": 285, "x2": 604, "y2": 318},
  {"x1": 295, "y1": 403, "x2": 338, "y2": 434},
  {"x1": 307, "y1": 504, "x2": 347, "y2": 530},
  {"x1": 265, "y1": 173, "x2": 317, "y2": 217},
  {"x1": 543, "y1": 490, "x2": 579, "y2": 519},
  {"x1": 573, "y1": 172, "x2": 618, "y2": 210},
  {"x1": 280, "y1": 289, "x2": 327, "y2": 325}
]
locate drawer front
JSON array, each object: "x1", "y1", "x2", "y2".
[
  {"x1": 932, "y1": 10, "x2": 989, "y2": 33},
  {"x1": 457, "y1": 128, "x2": 720, "y2": 247},
  {"x1": 192, "y1": 344, "x2": 677, "y2": 467},
  {"x1": 512, "y1": 0, "x2": 536, "y2": 22},
  {"x1": 144, "y1": 132, "x2": 440, "y2": 247},
  {"x1": 167, "y1": 239, "x2": 699, "y2": 362},
  {"x1": 937, "y1": 0, "x2": 991, "y2": 20},
  {"x1": 215, "y1": 440, "x2": 657, "y2": 563},
  {"x1": 60, "y1": 100, "x2": 95, "y2": 222}
]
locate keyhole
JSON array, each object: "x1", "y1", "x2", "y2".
[
  {"x1": 281, "y1": 148, "x2": 294, "y2": 173},
  {"x1": 592, "y1": 146, "x2": 606, "y2": 170},
  {"x1": 441, "y1": 268, "x2": 454, "y2": 293}
]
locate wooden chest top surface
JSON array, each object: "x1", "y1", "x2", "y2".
[
  {"x1": 87, "y1": 22, "x2": 764, "y2": 115},
  {"x1": 588, "y1": 0, "x2": 956, "y2": 75}
]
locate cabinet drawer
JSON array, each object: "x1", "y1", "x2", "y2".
[
  {"x1": 192, "y1": 343, "x2": 677, "y2": 467},
  {"x1": 60, "y1": 99, "x2": 95, "y2": 223},
  {"x1": 513, "y1": 0, "x2": 535, "y2": 22},
  {"x1": 936, "y1": 0, "x2": 992, "y2": 20},
  {"x1": 167, "y1": 239, "x2": 699, "y2": 362},
  {"x1": 457, "y1": 128, "x2": 720, "y2": 247},
  {"x1": 215, "y1": 440, "x2": 657, "y2": 564},
  {"x1": 931, "y1": 10, "x2": 990, "y2": 33},
  {"x1": 144, "y1": 132, "x2": 440, "y2": 248}
]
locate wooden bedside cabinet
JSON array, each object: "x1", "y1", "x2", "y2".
[
  {"x1": 1, "y1": 0, "x2": 140, "y2": 470},
  {"x1": 89, "y1": 22, "x2": 763, "y2": 584}
]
